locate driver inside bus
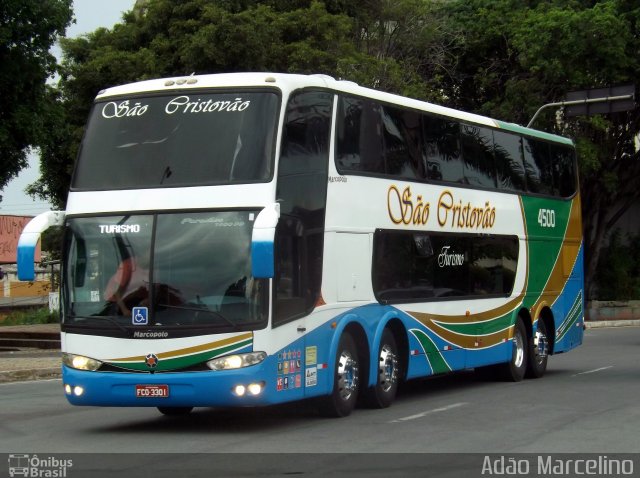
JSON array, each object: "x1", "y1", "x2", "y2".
[{"x1": 104, "y1": 254, "x2": 150, "y2": 316}]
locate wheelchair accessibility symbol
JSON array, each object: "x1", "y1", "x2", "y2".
[{"x1": 132, "y1": 307, "x2": 148, "y2": 325}]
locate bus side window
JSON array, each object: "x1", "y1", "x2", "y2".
[
  {"x1": 551, "y1": 144, "x2": 577, "y2": 197},
  {"x1": 523, "y1": 138, "x2": 555, "y2": 195},
  {"x1": 461, "y1": 124, "x2": 496, "y2": 188},
  {"x1": 381, "y1": 105, "x2": 424, "y2": 180},
  {"x1": 336, "y1": 96, "x2": 384, "y2": 174},
  {"x1": 493, "y1": 130, "x2": 526, "y2": 192},
  {"x1": 422, "y1": 115, "x2": 463, "y2": 184}
]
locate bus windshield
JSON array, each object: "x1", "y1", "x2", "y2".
[
  {"x1": 72, "y1": 91, "x2": 279, "y2": 190},
  {"x1": 63, "y1": 211, "x2": 268, "y2": 332}
]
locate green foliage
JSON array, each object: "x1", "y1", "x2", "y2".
[
  {"x1": 443, "y1": 0, "x2": 640, "y2": 297},
  {"x1": 595, "y1": 231, "x2": 640, "y2": 300},
  {"x1": 1, "y1": 308, "x2": 59, "y2": 326},
  {"x1": 34, "y1": 0, "x2": 451, "y2": 207},
  {"x1": 0, "y1": 0, "x2": 73, "y2": 191}
]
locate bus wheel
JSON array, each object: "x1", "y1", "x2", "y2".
[
  {"x1": 364, "y1": 328, "x2": 399, "y2": 408},
  {"x1": 157, "y1": 407, "x2": 193, "y2": 416},
  {"x1": 500, "y1": 319, "x2": 528, "y2": 382},
  {"x1": 319, "y1": 333, "x2": 360, "y2": 417},
  {"x1": 526, "y1": 319, "x2": 549, "y2": 379}
]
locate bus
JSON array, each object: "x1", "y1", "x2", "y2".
[{"x1": 17, "y1": 73, "x2": 584, "y2": 417}]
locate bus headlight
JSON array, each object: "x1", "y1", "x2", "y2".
[
  {"x1": 62, "y1": 353, "x2": 102, "y2": 371},
  {"x1": 207, "y1": 352, "x2": 267, "y2": 371}
]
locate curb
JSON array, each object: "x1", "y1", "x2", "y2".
[
  {"x1": 0, "y1": 367, "x2": 61, "y2": 384},
  {"x1": 584, "y1": 320, "x2": 640, "y2": 329}
]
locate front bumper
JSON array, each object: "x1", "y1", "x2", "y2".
[{"x1": 62, "y1": 363, "x2": 287, "y2": 408}]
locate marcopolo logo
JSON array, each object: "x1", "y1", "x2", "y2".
[{"x1": 8, "y1": 454, "x2": 73, "y2": 477}]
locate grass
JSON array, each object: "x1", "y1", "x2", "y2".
[{"x1": 0, "y1": 308, "x2": 59, "y2": 326}]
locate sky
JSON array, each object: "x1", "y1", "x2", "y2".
[{"x1": 0, "y1": 0, "x2": 137, "y2": 217}]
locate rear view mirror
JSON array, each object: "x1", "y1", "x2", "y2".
[
  {"x1": 251, "y1": 203, "x2": 280, "y2": 279},
  {"x1": 17, "y1": 211, "x2": 65, "y2": 281}
]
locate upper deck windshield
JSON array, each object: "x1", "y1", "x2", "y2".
[
  {"x1": 72, "y1": 91, "x2": 279, "y2": 190},
  {"x1": 62, "y1": 211, "x2": 268, "y2": 333}
]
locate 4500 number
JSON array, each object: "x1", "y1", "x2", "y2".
[{"x1": 538, "y1": 208, "x2": 556, "y2": 228}]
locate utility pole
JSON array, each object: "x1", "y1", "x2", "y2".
[{"x1": 527, "y1": 84, "x2": 635, "y2": 129}]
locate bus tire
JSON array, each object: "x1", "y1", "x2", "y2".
[
  {"x1": 499, "y1": 319, "x2": 528, "y2": 382},
  {"x1": 526, "y1": 319, "x2": 549, "y2": 379},
  {"x1": 157, "y1": 407, "x2": 193, "y2": 416},
  {"x1": 364, "y1": 328, "x2": 400, "y2": 408},
  {"x1": 319, "y1": 332, "x2": 360, "y2": 417}
]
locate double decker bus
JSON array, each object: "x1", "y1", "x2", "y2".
[{"x1": 18, "y1": 73, "x2": 584, "y2": 417}]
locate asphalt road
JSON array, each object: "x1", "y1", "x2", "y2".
[{"x1": 1, "y1": 326, "x2": 638, "y2": 476}]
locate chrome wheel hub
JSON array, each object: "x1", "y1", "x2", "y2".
[
  {"x1": 533, "y1": 329, "x2": 548, "y2": 364},
  {"x1": 514, "y1": 330, "x2": 525, "y2": 368},
  {"x1": 337, "y1": 350, "x2": 359, "y2": 401},
  {"x1": 378, "y1": 344, "x2": 398, "y2": 392}
]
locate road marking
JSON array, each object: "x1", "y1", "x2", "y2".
[
  {"x1": 390, "y1": 402, "x2": 468, "y2": 423},
  {"x1": 572, "y1": 366, "x2": 613, "y2": 377}
]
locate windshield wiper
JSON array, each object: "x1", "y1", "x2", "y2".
[
  {"x1": 157, "y1": 303, "x2": 239, "y2": 328},
  {"x1": 69, "y1": 308, "x2": 129, "y2": 334}
]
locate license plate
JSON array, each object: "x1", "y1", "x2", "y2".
[{"x1": 135, "y1": 384, "x2": 169, "y2": 398}]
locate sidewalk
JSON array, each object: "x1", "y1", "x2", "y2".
[
  {"x1": 0, "y1": 324, "x2": 61, "y2": 383},
  {"x1": 0, "y1": 320, "x2": 638, "y2": 384},
  {"x1": 0, "y1": 348, "x2": 61, "y2": 383}
]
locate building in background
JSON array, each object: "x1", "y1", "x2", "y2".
[{"x1": 0, "y1": 215, "x2": 50, "y2": 305}]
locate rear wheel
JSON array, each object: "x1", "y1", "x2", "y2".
[
  {"x1": 319, "y1": 333, "x2": 360, "y2": 417},
  {"x1": 364, "y1": 328, "x2": 400, "y2": 408},
  {"x1": 526, "y1": 319, "x2": 549, "y2": 378},
  {"x1": 157, "y1": 407, "x2": 193, "y2": 416},
  {"x1": 499, "y1": 319, "x2": 528, "y2": 382}
]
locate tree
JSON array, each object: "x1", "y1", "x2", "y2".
[
  {"x1": 0, "y1": 0, "x2": 73, "y2": 192},
  {"x1": 34, "y1": 0, "x2": 449, "y2": 207},
  {"x1": 442, "y1": 0, "x2": 640, "y2": 298}
]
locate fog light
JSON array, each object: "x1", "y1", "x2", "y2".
[
  {"x1": 73, "y1": 386, "x2": 84, "y2": 396},
  {"x1": 64, "y1": 384, "x2": 72, "y2": 394},
  {"x1": 247, "y1": 382, "x2": 263, "y2": 396},
  {"x1": 234, "y1": 385, "x2": 246, "y2": 396}
]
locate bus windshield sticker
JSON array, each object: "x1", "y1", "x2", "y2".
[
  {"x1": 102, "y1": 100, "x2": 149, "y2": 119},
  {"x1": 99, "y1": 224, "x2": 141, "y2": 234},
  {"x1": 165, "y1": 96, "x2": 251, "y2": 115}
]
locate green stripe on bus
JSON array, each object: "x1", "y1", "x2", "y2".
[
  {"x1": 520, "y1": 196, "x2": 573, "y2": 309},
  {"x1": 495, "y1": 120, "x2": 574, "y2": 146},
  {"x1": 107, "y1": 339, "x2": 252, "y2": 372},
  {"x1": 436, "y1": 314, "x2": 512, "y2": 336},
  {"x1": 411, "y1": 329, "x2": 451, "y2": 374}
]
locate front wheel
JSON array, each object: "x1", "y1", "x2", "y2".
[
  {"x1": 364, "y1": 328, "x2": 400, "y2": 408},
  {"x1": 526, "y1": 319, "x2": 549, "y2": 378},
  {"x1": 318, "y1": 333, "x2": 360, "y2": 417}
]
